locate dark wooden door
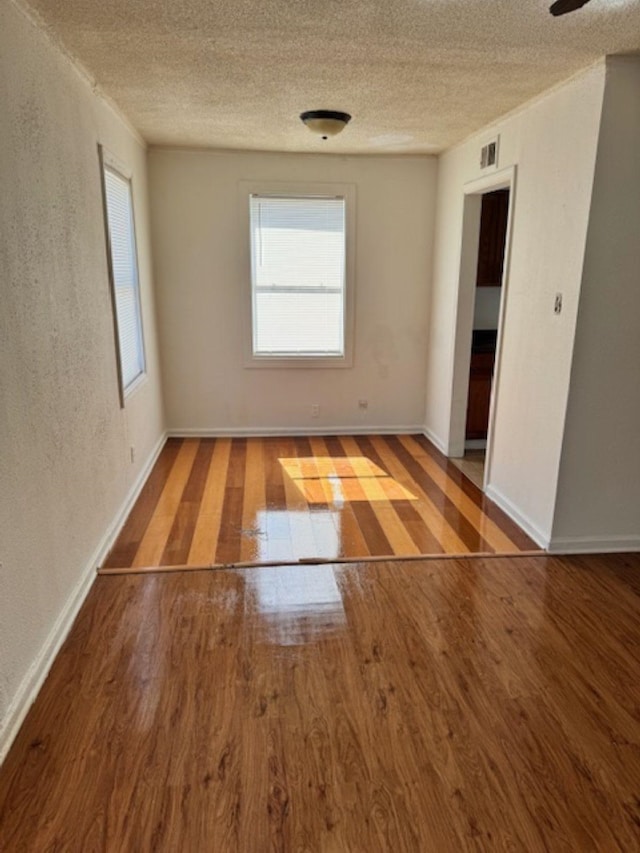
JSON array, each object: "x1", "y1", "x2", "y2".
[{"x1": 465, "y1": 351, "x2": 495, "y2": 440}]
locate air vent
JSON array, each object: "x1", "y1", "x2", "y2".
[{"x1": 480, "y1": 137, "x2": 499, "y2": 170}]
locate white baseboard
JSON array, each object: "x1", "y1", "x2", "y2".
[
  {"x1": 167, "y1": 425, "x2": 424, "y2": 438},
  {"x1": 484, "y1": 483, "x2": 549, "y2": 549},
  {"x1": 0, "y1": 548, "x2": 97, "y2": 766},
  {"x1": 465, "y1": 439, "x2": 487, "y2": 451},
  {"x1": 548, "y1": 535, "x2": 640, "y2": 554},
  {"x1": 421, "y1": 426, "x2": 448, "y2": 455},
  {"x1": 95, "y1": 431, "x2": 167, "y2": 566},
  {"x1": 0, "y1": 430, "x2": 167, "y2": 766}
]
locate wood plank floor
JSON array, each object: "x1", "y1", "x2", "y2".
[
  {"x1": 1, "y1": 553, "x2": 639, "y2": 850},
  {"x1": 102, "y1": 435, "x2": 537, "y2": 572}
]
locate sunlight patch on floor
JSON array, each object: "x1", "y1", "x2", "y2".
[{"x1": 279, "y1": 456, "x2": 418, "y2": 504}]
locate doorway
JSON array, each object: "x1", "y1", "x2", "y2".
[{"x1": 448, "y1": 167, "x2": 516, "y2": 492}]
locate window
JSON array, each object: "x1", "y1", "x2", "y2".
[
  {"x1": 243, "y1": 183, "x2": 355, "y2": 368},
  {"x1": 99, "y1": 147, "x2": 145, "y2": 403}
]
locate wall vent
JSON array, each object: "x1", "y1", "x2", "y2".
[{"x1": 480, "y1": 137, "x2": 499, "y2": 170}]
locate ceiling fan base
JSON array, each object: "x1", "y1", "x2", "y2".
[
  {"x1": 549, "y1": 0, "x2": 589, "y2": 18},
  {"x1": 549, "y1": 0, "x2": 592, "y2": 16}
]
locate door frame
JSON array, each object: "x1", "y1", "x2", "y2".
[{"x1": 448, "y1": 165, "x2": 517, "y2": 490}]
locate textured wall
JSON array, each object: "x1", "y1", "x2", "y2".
[
  {"x1": 424, "y1": 64, "x2": 605, "y2": 544},
  {"x1": 149, "y1": 149, "x2": 436, "y2": 432},
  {"x1": 0, "y1": 1, "x2": 164, "y2": 753}
]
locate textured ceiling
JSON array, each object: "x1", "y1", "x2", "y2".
[{"x1": 19, "y1": 0, "x2": 640, "y2": 153}]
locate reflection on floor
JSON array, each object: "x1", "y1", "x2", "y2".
[
  {"x1": 3, "y1": 553, "x2": 640, "y2": 849},
  {"x1": 451, "y1": 449, "x2": 485, "y2": 491},
  {"x1": 102, "y1": 435, "x2": 536, "y2": 573},
  {"x1": 250, "y1": 563, "x2": 346, "y2": 645}
]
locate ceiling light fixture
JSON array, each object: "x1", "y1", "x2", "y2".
[{"x1": 300, "y1": 110, "x2": 351, "y2": 140}]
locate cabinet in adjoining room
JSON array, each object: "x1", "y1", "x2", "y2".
[
  {"x1": 466, "y1": 331, "x2": 497, "y2": 440},
  {"x1": 465, "y1": 188, "x2": 509, "y2": 441}
]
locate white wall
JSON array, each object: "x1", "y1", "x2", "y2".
[
  {"x1": 424, "y1": 64, "x2": 606, "y2": 544},
  {"x1": 149, "y1": 149, "x2": 436, "y2": 433},
  {"x1": 473, "y1": 287, "x2": 501, "y2": 330},
  {"x1": 0, "y1": 1, "x2": 164, "y2": 759},
  {"x1": 552, "y1": 57, "x2": 640, "y2": 550}
]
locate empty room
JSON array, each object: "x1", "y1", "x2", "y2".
[{"x1": 1, "y1": 0, "x2": 640, "y2": 848}]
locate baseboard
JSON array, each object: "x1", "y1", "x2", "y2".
[
  {"x1": 548, "y1": 535, "x2": 640, "y2": 554},
  {"x1": 484, "y1": 483, "x2": 549, "y2": 549},
  {"x1": 421, "y1": 426, "x2": 448, "y2": 455},
  {"x1": 95, "y1": 430, "x2": 167, "y2": 566},
  {"x1": 465, "y1": 439, "x2": 487, "y2": 451},
  {"x1": 0, "y1": 430, "x2": 167, "y2": 766},
  {"x1": 0, "y1": 554, "x2": 96, "y2": 766},
  {"x1": 167, "y1": 425, "x2": 424, "y2": 438}
]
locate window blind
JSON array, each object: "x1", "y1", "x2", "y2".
[
  {"x1": 249, "y1": 195, "x2": 346, "y2": 356},
  {"x1": 104, "y1": 166, "x2": 145, "y2": 391}
]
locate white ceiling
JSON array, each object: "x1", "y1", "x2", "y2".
[{"x1": 21, "y1": 0, "x2": 640, "y2": 154}]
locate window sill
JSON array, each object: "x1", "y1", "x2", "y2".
[
  {"x1": 244, "y1": 354, "x2": 353, "y2": 370},
  {"x1": 123, "y1": 371, "x2": 148, "y2": 402}
]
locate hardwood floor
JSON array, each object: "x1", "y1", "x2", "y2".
[
  {"x1": 102, "y1": 435, "x2": 536, "y2": 572},
  {"x1": 451, "y1": 449, "x2": 486, "y2": 491},
  {"x1": 1, "y1": 553, "x2": 639, "y2": 850}
]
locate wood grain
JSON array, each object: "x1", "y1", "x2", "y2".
[
  {"x1": 2, "y1": 553, "x2": 640, "y2": 850},
  {"x1": 101, "y1": 434, "x2": 538, "y2": 572},
  {"x1": 131, "y1": 438, "x2": 199, "y2": 567},
  {"x1": 187, "y1": 437, "x2": 232, "y2": 565}
]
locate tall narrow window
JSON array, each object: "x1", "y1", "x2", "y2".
[
  {"x1": 249, "y1": 194, "x2": 346, "y2": 359},
  {"x1": 100, "y1": 151, "x2": 145, "y2": 403}
]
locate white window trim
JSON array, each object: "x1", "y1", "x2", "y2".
[
  {"x1": 98, "y1": 144, "x2": 146, "y2": 406},
  {"x1": 239, "y1": 180, "x2": 356, "y2": 369}
]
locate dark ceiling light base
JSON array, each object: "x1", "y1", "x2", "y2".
[
  {"x1": 300, "y1": 110, "x2": 352, "y2": 139},
  {"x1": 549, "y1": 0, "x2": 591, "y2": 16}
]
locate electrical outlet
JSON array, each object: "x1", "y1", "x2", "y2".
[
  {"x1": 554, "y1": 293, "x2": 563, "y2": 315},
  {"x1": 358, "y1": 399, "x2": 368, "y2": 410},
  {"x1": 311, "y1": 404, "x2": 320, "y2": 418}
]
